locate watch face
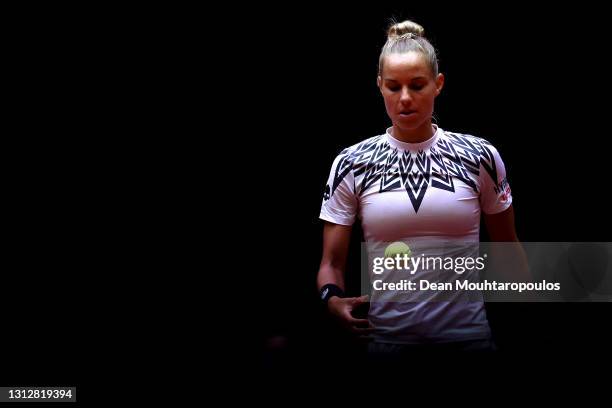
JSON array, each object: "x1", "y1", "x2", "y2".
[{"x1": 321, "y1": 287, "x2": 329, "y2": 300}]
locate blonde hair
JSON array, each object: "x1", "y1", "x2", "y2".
[{"x1": 378, "y1": 19, "x2": 439, "y2": 77}]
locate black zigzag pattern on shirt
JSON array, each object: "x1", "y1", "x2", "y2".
[
  {"x1": 429, "y1": 146, "x2": 455, "y2": 192},
  {"x1": 380, "y1": 148, "x2": 401, "y2": 192},
  {"x1": 435, "y1": 137, "x2": 479, "y2": 193},
  {"x1": 445, "y1": 132, "x2": 498, "y2": 185},
  {"x1": 357, "y1": 142, "x2": 391, "y2": 195},
  {"x1": 401, "y1": 150, "x2": 430, "y2": 212},
  {"x1": 328, "y1": 133, "x2": 501, "y2": 213},
  {"x1": 331, "y1": 136, "x2": 382, "y2": 196}
]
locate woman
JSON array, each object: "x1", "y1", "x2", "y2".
[{"x1": 317, "y1": 20, "x2": 521, "y2": 354}]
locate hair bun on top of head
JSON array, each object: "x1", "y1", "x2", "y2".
[
  {"x1": 379, "y1": 19, "x2": 438, "y2": 76},
  {"x1": 387, "y1": 20, "x2": 425, "y2": 39}
]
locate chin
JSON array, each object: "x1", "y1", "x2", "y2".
[{"x1": 395, "y1": 117, "x2": 425, "y2": 130}]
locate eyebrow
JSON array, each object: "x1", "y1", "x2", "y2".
[{"x1": 384, "y1": 77, "x2": 427, "y2": 82}]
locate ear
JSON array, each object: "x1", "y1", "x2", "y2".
[
  {"x1": 435, "y1": 73, "x2": 445, "y2": 96},
  {"x1": 377, "y1": 75, "x2": 382, "y2": 90}
]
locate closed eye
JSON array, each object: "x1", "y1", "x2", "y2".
[{"x1": 386, "y1": 84, "x2": 425, "y2": 92}]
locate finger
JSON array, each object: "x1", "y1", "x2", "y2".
[{"x1": 352, "y1": 295, "x2": 369, "y2": 305}]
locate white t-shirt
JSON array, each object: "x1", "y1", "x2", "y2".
[{"x1": 320, "y1": 126, "x2": 513, "y2": 343}]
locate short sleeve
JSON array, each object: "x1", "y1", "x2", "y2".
[
  {"x1": 319, "y1": 152, "x2": 358, "y2": 225},
  {"x1": 479, "y1": 143, "x2": 513, "y2": 215}
]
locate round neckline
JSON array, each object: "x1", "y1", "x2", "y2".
[{"x1": 385, "y1": 125, "x2": 441, "y2": 151}]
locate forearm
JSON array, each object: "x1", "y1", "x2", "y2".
[
  {"x1": 317, "y1": 262, "x2": 346, "y2": 291},
  {"x1": 488, "y1": 241, "x2": 531, "y2": 283},
  {"x1": 484, "y1": 206, "x2": 530, "y2": 282}
]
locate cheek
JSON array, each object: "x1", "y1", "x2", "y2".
[
  {"x1": 381, "y1": 95, "x2": 393, "y2": 110},
  {"x1": 383, "y1": 93, "x2": 398, "y2": 109},
  {"x1": 418, "y1": 93, "x2": 436, "y2": 109}
]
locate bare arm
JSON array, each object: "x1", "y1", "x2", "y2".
[
  {"x1": 317, "y1": 222, "x2": 353, "y2": 291},
  {"x1": 483, "y1": 205, "x2": 532, "y2": 292},
  {"x1": 483, "y1": 204, "x2": 519, "y2": 242},
  {"x1": 317, "y1": 221, "x2": 372, "y2": 334}
]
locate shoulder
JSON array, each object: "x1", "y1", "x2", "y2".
[
  {"x1": 336, "y1": 134, "x2": 387, "y2": 157},
  {"x1": 439, "y1": 129, "x2": 508, "y2": 186},
  {"x1": 437, "y1": 129, "x2": 506, "y2": 162},
  {"x1": 327, "y1": 134, "x2": 387, "y2": 173},
  {"x1": 439, "y1": 129, "x2": 497, "y2": 150}
]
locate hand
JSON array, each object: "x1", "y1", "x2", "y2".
[{"x1": 327, "y1": 295, "x2": 374, "y2": 335}]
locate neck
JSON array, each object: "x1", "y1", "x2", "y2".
[{"x1": 391, "y1": 121, "x2": 435, "y2": 143}]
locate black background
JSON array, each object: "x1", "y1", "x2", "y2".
[
  {"x1": 4, "y1": 2, "x2": 611, "y2": 396},
  {"x1": 243, "y1": 4, "x2": 612, "y2": 374}
]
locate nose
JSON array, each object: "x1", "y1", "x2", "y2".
[{"x1": 399, "y1": 87, "x2": 412, "y2": 104}]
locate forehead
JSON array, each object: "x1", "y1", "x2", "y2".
[{"x1": 382, "y1": 52, "x2": 431, "y2": 79}]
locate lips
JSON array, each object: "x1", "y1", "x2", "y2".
[{"x1": 399, "y1": 110, "x2": 416, "y2": 116}]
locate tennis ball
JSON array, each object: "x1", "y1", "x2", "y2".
[{"x1": 384, "y1": 241, "x2": 412, "y2": 258}]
